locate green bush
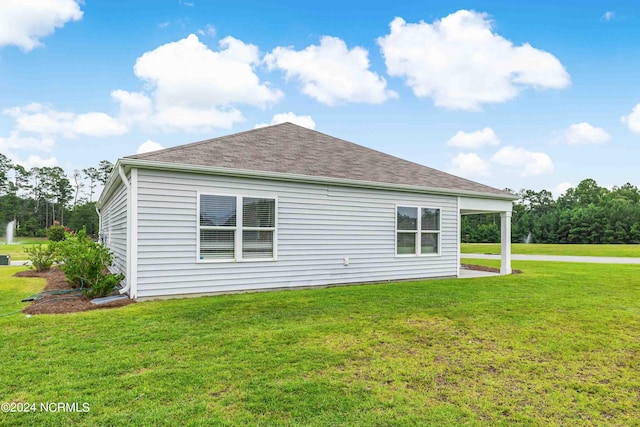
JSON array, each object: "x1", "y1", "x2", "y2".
[
  {"x1": 56, "y1": 228, "x2": 123, "y2": 297},
  {"x1": 24, "y1": 243, "x2": 57, "y2": 272},
  {"x1": 47, "y1": 224, "x2": 66, "y2": 242},
  {"x1": 84, "y1": 273, "x2": 125, "y2": 298}
]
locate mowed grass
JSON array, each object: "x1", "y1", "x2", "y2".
[
  {"x1": 0, "y1": 238, "x2": 48, "y2": 261},
  {"x1": 462, "y1": 242, "x2": 640, "y2": 257},
  {"x1": 1, "y1": 261, "x2": 640, "y2": 426}
]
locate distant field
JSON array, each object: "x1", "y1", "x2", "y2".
[
  {"x1": 462, "y1": 243, "x2": 640, "y2": 257},
  {"x1": 0, "y1": 238, "x2": 48, "y2": 261}
]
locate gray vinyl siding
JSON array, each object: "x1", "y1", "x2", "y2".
[
  {"x1": 136, "y1": 169, "x2": 459, "y2": 298},
  {"x1": 100, "y1": 181, "x2": 127, "y2": 276}
]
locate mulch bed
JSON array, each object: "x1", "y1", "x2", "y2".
[
  {"x1": 15, "y1": 264, "x2": 517, "y2": 314},
  {"x1": 461, "y1": 264, "x2": 523, "y2": 274},
  {"x1": 15, "y1": 268, "x2": 134, "y2": 315}
]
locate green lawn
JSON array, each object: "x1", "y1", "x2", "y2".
[
  {"x1": 1, "y1": 261, "x2": 640, "y2": 426},
  {"x1": 0, "y1": 238, "x2": 48, "y2": 261},
  {"x1": 462, "y1": 243, "x2": 640, "y2": 257}
]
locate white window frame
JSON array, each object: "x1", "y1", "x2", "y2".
[
  {"x1": 395, "y1": 204, "x2": 442, "y2": 257},
  {"x1": 197, "y1": 191, "x2": 278, "y2": 263}
]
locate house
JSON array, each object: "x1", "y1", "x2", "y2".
[{"x1": 97, "y1": 123, "x2": 516, "y2": 300}]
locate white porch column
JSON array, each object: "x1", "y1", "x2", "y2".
[{"x1": 500, "y1": 211, "x2": 512, "y2": 275}]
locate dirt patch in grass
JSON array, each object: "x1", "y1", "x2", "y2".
[
  {"x1": 15, "y1": 268, "x2": 134, "y2": 315},
  {"x1": 461, "y1": 264, "x2": 522, "y2": 274}
]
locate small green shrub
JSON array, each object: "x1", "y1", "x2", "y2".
[
  {"x1": 84, "y1": 273, "x2": 124, "y2": 298},
  {"x1": 56, "y1": 230, "x2": 107, "y2": 287},
  {"x1": 56, "y1": 228, "x2": 124, "y2": 296},
  {"x1": 47, "y1": 225, "x2": 66, "y2": 242},
  {"x1": 24, "y1": 243, "x2": 57, "y2": 272}
]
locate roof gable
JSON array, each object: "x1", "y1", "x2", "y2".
[{"x1": 126, "y1": 122, "x2": 511, "y2": 197}]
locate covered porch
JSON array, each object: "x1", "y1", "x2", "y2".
[{"x1": 458, "y1": 196, "x2": 513, "y2": 276}]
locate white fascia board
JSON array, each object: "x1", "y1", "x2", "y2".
[
  {"x1": 459, "y1": 197, "x2": 514, "y2": 213},
  {"x1": 97, "y1": 159, "x2": 126, "y2": 207},
  {"x1": 119, "y1": 158, "x2": 519, "y2": 201}
]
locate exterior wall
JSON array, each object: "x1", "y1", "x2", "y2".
[
  {"x1": 136, "y1": 169, "x2": 459, "y2": 299},
  {"x1": 100, "y1": 180, "x2": 128, "y2": 276}
]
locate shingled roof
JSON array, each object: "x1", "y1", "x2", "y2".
[{"x1": 126, "y1": 122, "x2": 511, "y2": 198}]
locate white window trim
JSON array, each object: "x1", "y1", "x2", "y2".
[
  {"x1": 196, "y1": 191, "x2": 278, "y2": 263},
  {"x1": 395, "y1": 204, "x2": 442, "y2": 257}
]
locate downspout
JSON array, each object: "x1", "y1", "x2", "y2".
[{"x1": 118, "y1": 165, "x2": 132, "y2": 295}]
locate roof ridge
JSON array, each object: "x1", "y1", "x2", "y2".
[{"x1": 303, "y1": 126, "x2": 501, "y2": 192}]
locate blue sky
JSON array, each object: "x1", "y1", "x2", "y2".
[{"x1": 1, "y1": 0, "x2": 639, "y2": 197}]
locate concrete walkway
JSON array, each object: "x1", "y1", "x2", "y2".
[
  {"x1": 458, "y1": 268, "x2": 500, "y2": 278},
  {"x1": 462, "y1": 253, "x2": 640, "y2": 265}
]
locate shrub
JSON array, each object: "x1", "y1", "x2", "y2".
[
  {"x1": 56, "y1": 228, "x2": 123, "y2": 297},
  {"x1": 24, "y1": 243, "x2": 57, "y2": 272},
  {"x1": 84, "y1": 273, "x2": 125, "y2": 298},
  {"x1": 47, "y1": 224, "x2": 66, "y2": 242}
]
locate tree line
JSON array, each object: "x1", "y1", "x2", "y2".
[
  {"x1": 0, "y1": 153, "x2": 113, "y2": 237},
  {"x1": 463, "y1": 179, "x2": 640, "y2": 244}
]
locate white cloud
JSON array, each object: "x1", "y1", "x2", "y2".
[
  {"x1": 447, "y1": 152, "x2": 491, "y2": 178},
  {"x1": 621, "y1": 103, "x2": 640, "y2": 133},
  {"x1": 134, "y1": 34, "x2": 281, "y2": 106},
  {"x1": 4, "y1": 103, "x2": 127, "y2": 138},
  {"x1": 255, "y1": 112, "x2": 316, "y2": 129},
  {"x1": 377, "y1": 11, "x2": 570, "y2": 110},
  {"x1": 491, "y1": 146, "x2": 554, "y2": 176},
  {"x1": 6, "y1": 152, "x2": 59, "y2": 169},
  {"x1": 197, "y1": 24, "x2": 216, "y2": 37},
  {"x1": 446, "y1": 127, "x2": 500, "y2": 149},
  {"x1": 0, "y1": 0, "x2": 82, "y2": 51},
  {"x1": 137, "y1": 140, "x2": 164, "y2": 154},
  {"x1": 559, "y1": 122, "x2": 610, "y2": 144},
  {"x1": 4, "y1": 103, "x2": 74, "y2": 136},
  {"x1": 110, "y1": 90, "x2": 153, "y2": 125},
  {"x1": 265, "y1": 36, "x2": 397, "y2": 106},
  {"x1": 22, "y1": 155, "x2": 59, "y2": 169},
  {"x1": 73, "y1": 112, "x2": 128, "y2": 137},
  {"x1": 113, "y1": 34, "x2": 282, "y2": 132},
  {"x1": 0, "y1": 131, "x2": 55, "y2": 152},
  {"x1": 0, "y1": 104, "x2": 126, "y2": 169},
  {"x1": 603, "y1": 11, "x2": 615, "y2": 21},
  {"x1": 551, "y1": 182, "x2": 573, "y2": 199}
]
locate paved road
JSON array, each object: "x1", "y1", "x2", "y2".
[{"x1": 462, "y1": 253, "x2": 640, "y2": 264}]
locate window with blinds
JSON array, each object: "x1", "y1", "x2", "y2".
[
  {"x1": 242, "y1": 198, "x2": 275, "y2": 259},
  {"x1": 198, "y1": 194, "x2": 276, "y2": 261},
  {"x1": 396, "y1": 206, "x2": 418, "y2": 255},
  {"x1": 199, "y1": 195, "x2": 237, "y2": 260},
  {"x1": 420, "y1": 208, "x2": 440, "y2": 254}
]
